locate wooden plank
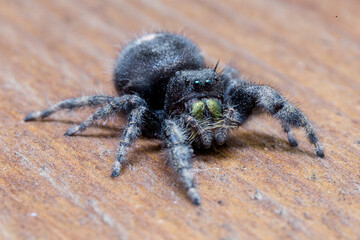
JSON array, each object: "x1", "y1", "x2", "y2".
[{"x1": 1, "y1": 0, "x2": 359, "y2": 239}]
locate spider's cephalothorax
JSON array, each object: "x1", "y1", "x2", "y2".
[
  {"x1": 164, "y1": 68, "x2": 232, "y2": 149},
  {"x1": 25, "y1": 32, "x2": 324, "y2": 206}
]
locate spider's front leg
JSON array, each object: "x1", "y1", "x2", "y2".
[
  {"x1": 249, "y1": 85, "x2": 324, "y2": 157},
  {"x1": 163, "y1": 119, "x2": 200, "y2": 205},
  {"x1": 222, "y1": 67, "x2": 324, "y2": 158}
]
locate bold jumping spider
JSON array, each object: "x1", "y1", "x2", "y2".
[{"x1": 25, "y1": 32, "x2": 324, "y2": 205}]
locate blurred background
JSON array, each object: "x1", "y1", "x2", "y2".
[{"x1": 0, "y1": 0, "x2": 359, "y2": 239}]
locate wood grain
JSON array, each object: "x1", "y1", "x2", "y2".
[{"x1": 1, "y1": 0, "x2": 360, "y2": 239}]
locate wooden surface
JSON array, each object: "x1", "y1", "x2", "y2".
[{"x1": 1, "y1": 0, "x2": 360, "y2": 239}]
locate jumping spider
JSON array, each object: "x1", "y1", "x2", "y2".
[{"x1": 25, "y1": 32, "x2": 324, "y2": 205}]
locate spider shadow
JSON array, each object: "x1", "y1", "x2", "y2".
[
  {"x1": 192, "y1": 130, "x2": 315, "y2": 162},
  {"x1": 38, "y1": 118, "x2": 316, "y2": 203},
  {"x1": 160, "y1": 130, "x2": 315, "y2": 204},
  {"x1": 37, "y1": 118, "x2": 123, "y2": 138}
]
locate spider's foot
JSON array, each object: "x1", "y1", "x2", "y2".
[
  {"x1": 24, "y1": 111, "x2": 42, "y2": 121},
  {"x1": 287, "y1": 132, "x2": 298, "y2": 147},
  {"x1": 314, "y1": 143, "x2": 325, "y2": 158},
  {"x1": 64, "y1": 126, "x2": 81, "y2": 136},
  {"x1": 214, "y1": 127, "x2": 228, "y2": 145},
  {"x1": 187, "y1": 187, "x2": 201, "y2": 206},
  {"x1": 111, "y1": 161, "x2": 121, "y2": 177}
]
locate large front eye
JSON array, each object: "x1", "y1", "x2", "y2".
[
  {"x1": 205, "y1": 79, "x2": 212, "y2": 86},
  {"x1": 193, "y1": 80, "x2": 201, "y2": 89}
]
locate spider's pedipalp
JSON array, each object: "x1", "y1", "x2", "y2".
[
  {"x1": 214, "y1": 105, "x2": 239, "y2": 145},
  {"x1": 183, "y1": 114, "x2": 212, "y2": 149}
]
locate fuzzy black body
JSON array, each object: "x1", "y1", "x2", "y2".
[
  {"x1": 25, "y1": 32, "x2": 325, "y2": 206},
  {"x1": 113, "y1": 33, "x2": 205, "y2": 110}
]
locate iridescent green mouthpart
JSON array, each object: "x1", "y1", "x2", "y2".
[
  {"x1": 190, "y1": 99, "x2": 222, "y2": 120},
  {"x1": 205, "y1": 99, "x2": 222, "y2": 119},
  {"x1": 191, "y1": 101, "x2": 205, "y2": 119}
]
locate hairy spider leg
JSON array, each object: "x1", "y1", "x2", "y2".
[
  {"x1": 24, "y1": 96, "x2": 114, "y2": 121},
  {"x1": 63, "y1": 103, "x2": 117, "y2": 136},
  {"x1": 248, "y1": 85, "x2": 324, "y2": 157},
  {"x1": 62, "y1": 95, "x2": 147, "y2": 136},
  {"x1": 24, "y1": 94, "x2": 147, "y2": 136},
  {"x1": 282, "y1": 123, "x2": 298, "y2": 147},
  {"x1": 163, "y1": 119, "x2": 200, "y2": 205},
  {"x1": 111, "y1": 105, "x2": 147, "y2": 177},
  {"x1": 223, "y1": 67, "x2": 324, "y2": 158}
]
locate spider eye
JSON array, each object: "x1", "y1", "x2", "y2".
[
  {"x1": 205, "y1": 79, "x2": 212, "y2": 86},
  {"x1": 193, "y1": 80, "x2": 201, "y2": 88},
  {"x1": 184, "y1": 78, "x2": 190, "y2": 86}
]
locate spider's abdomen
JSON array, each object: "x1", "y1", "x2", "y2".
[{"x1": 113, "y1": 32, "x2": 205, "y2": 110}]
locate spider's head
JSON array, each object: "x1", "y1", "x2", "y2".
[{"x1": 164, "y1": 68, "x2": 223, "y2": 113}]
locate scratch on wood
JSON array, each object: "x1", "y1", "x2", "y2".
[{"x1": 88, "y1": 200, "x2": 127, "y2": 240}]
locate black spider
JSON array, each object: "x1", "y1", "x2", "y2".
[{"x1": 25, "y1": 32, "x2": 324, "y2": 206}]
